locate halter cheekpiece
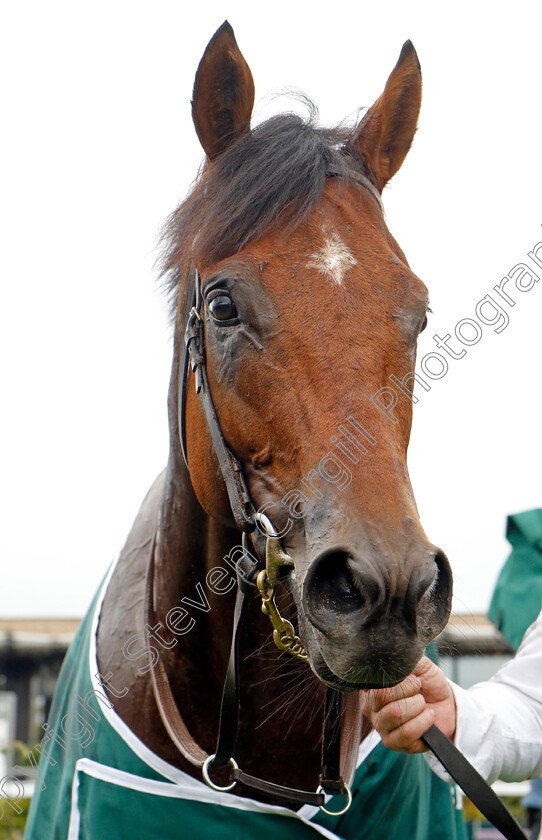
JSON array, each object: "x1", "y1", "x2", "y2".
[{"x1": 146, "y1": 266, "x2": 353, "y2": 813}]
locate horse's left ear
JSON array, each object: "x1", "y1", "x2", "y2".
[
  {"x1": 350, "y1": 41, "x2": 422, "y2": 192},
  {"x1": 192, "y1": 21, "x2": 255, "y2": 160}
]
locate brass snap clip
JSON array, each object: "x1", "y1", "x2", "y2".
[{"x1": 254, "y1": 513, "x2": 308, "y2": 663}]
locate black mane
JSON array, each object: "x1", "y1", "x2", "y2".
[{"x1": 159, "y1": 106, "x2": 372, "y2": 313}]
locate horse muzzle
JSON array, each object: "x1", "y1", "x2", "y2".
[{"x1": 299, "y1": 543, "x2": 453, "y2": 689}]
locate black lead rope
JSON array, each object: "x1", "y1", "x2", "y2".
[{"x1": 422, "y1": 725, "x2": 529, "y2": 840}]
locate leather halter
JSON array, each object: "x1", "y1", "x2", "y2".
[
  {"x1": 147, "y1": 266, "x2": 529, "y2": 837},
  {"x1": 147, "y1": 266, "x2": 355, "y2": 811}
]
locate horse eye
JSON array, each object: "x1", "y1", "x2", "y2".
[
  {"x1": 419, "y1": 314, "x2": 428, "y2": 333},
  {"x1": 208, "y1": 293, "x2": 238, "y2": 323}
]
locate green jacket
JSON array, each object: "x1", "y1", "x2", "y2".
[
  {"x1": 489, "y1": 509, "x2": 542, "y2": 650},
  {"x1": 23, "y1": 565, "x2": 466, "y2": 840}
]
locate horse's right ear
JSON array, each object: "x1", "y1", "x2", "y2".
[{"x1": 192, "y1": 22, "x2": 255, "y2": 160}]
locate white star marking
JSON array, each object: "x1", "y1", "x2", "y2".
[{"x1": 307, "y1": 232, "x2": 357, "y2": 286}]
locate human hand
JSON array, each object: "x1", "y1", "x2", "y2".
[{"x1": 361, "y1": 656, "x2": 457, "y2": 753}]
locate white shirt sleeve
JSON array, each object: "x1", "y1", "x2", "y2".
[{"x1": 425, "y1": 609, "x2": 542, "y2": 784}]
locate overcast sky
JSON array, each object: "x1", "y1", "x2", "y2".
[{"x1": 2, "y1": 1, "x2": 542, "y2": 618}]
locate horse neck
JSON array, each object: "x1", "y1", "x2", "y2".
[
  {"x1": 156, "y1": 459, "x2": 328, "y2": 791},
  {"x1": 155, "y1": 456, "x2": 235, "y2": 616}
]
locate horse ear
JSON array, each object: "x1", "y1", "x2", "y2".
[
  {"x1": 350, "y1": 41, "x2": 422, "y2": 192},
  {"x1": 192, "y1": 21, "x2": 255, "y2": 160}
]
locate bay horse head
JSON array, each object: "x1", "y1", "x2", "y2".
[{"x1": 162, "y1": 22, "x2": 452, "y2": 691}]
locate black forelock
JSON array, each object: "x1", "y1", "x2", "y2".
[{"x1": 158, "y1": 103, "x2": 372, "y2": 317}]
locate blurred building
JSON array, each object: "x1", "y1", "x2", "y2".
[
  {"x1": 437, "y1": 612, "x2": 514, "y2": 686},
  {"x1": 0, "y1": 618, "x2": 78, "y2": 783}
]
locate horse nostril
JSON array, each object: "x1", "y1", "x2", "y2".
[
  {"x1": 401, "y1": 548, "x2": 452, "y2": 632},
  {"x1": 302, "y1": 550, "x2": 383, "y2": 634},
  {"x1": 418, "y1": 549, "x2": 453, "y2": 630},
  {"x1": 403, "y1": 562, "x2": 438, "y2": 627}
]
